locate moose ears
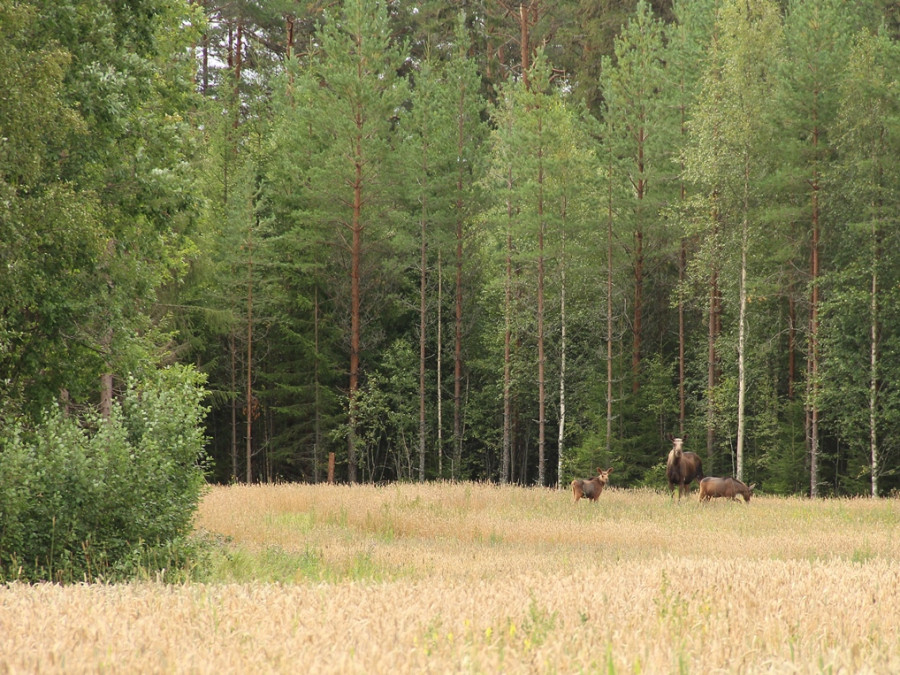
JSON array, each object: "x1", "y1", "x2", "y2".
[
  {"x1": 597, "y1": 467, "x2": 613, "y2": 474},
  {"x1": 666, "y1": 433, "x2": 688, "y2": 442}
]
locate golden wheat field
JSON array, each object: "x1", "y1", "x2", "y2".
[{"x1": 2, "y1": 483, "x2": 900, "y2": 674}]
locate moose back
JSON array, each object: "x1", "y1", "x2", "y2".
[{"x1": 698, "y1": 476, "x2": 755, "y2": 503}]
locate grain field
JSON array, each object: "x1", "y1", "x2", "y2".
[{"x1": 2, "y1": 482, "x2": 899, "y2": 673}]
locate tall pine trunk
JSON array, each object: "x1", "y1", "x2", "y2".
[
  {"x1": 678, "y1": 239, "x2": 686, "y2": 435},
  {"x1": 606, "y1": 140, "x2": 614, "y2": 456},
  {"x1": 632, "y1": 125, "x2": 646, "y2": 394},
  {"x1": 230, "y1": 332, "x2": 238, "y2": 480},
  {"x1": 437, "y1": 252, "x2": 444, "y2": 478},
  {"x1": 348, "y1": 124, "x2": 363, "y2": 484},
  {"x1": 453, "y1": 209, "x2": 463, "y2": 479},
  {"x1": 314, "y1": 286, "x2": 321, "y2": 483},
  {"x1": 502, "y1": 163, "x2": 513, "y2": 485},
  {"x1": 677, "y1": 65, "x2": 688, "y2": 434},
  {"x1": 808, "y1": 145, "x2": 820, "y2": 497},
  {"x1": 418, "y1": 155, "x2": 428, "y2": 483},
  {"x1": 536, "y1": 120, "x2": 546, "y2": 486},
  {"x1": 869, "y1": 235, "x2": 878, "y2": 497},
  {"x1": 245, "y1": 223, "x2": 253, "y2": 484}
]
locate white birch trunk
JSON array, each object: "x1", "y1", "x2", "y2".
[
  {"x1": 557, "y1": 227, "x2": 566, "y2": 489},
  {"x1": 736, "y1": 162, "x2": 749, "y2": 482},
  {"x1": 870, "y1": 230, "x2": 878, "y2": 498}
]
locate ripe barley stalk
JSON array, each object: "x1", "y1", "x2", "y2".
[{"x1": 2, "y1": 483, "x2": 899, "y2": 673}]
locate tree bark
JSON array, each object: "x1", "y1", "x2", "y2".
[
  {"x1": 678, "y1": 56, "x2": 687, "y2": 435},
  {"x1": 788, "y1": 279, "x2": 796, "y2": 400},
  {"x1": 536, "y1": 118, "x2": 546, "y2": 486},
  {"x1": 232, "y1": 24, "x2": 242, "y2": 130},
  {"x1": 519, "y1": 4, "x2": 530, "y2": 89},
  {"x1": 230, "y1": 332, "x2": 238, "y2": 481},
  {"x1": 418, "y1": 153, "x2": 428, "y2": 483},
  {"x1": 707, "y1": 217, "x2": 719, "y2": 471},
  {"x1": 245, "y1": 222, "x2": 253, "y2": 484},
  {"x1": 678, "y1": 238, "x2": 686, "y2": 434},
  {"x1": 809, "y1": 121, "x2": 820, "y2": 498},
  {"x1": 606, "y1": 142, "x2": 614, "y2": 456},
  {"x1": 100, "y1": 372, "x2": 113, "y2": 420},
  {"x1": 632, "y1": 126, "x2": 646, "y2": 394},
  {"x1": 437, "y1": 252, "x2": 444, "y2": 478},
  {"x1": 869, "y1": 150, "x2": 883, "y2": 497},
  {"x1": 736, "y1": 161, "x2": 750, "y2": 482},
  {"x1": 314, "y1": 286, "x2": 321, "y2": 483},
  {"x1": 348, "y1": 120, "x2": 363, "y2": 484},
  {"x1": 869, "y1": 240, "x2": 878, "y2": 498},
  {"x1": 453, "y1": 75, "x2": 469, "y2": 480},
  {"x1": 502, "y1": 165, "x2": 513, "y2": 485},
  {"x1": 557, "y1": 206, "x2": 567, "y2": 489},
  {"x1": 453, "y1": 195, "x2": 464, "y2": 480}
]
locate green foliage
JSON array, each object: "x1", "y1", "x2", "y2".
[
  {"x1": 0, "y1": 0, "x2": 204, "y2": 417},
  {"x1": 816, "y1": 27, "x2": 900, "y2": 495},
  {"x1": 6, "y1": 0, "x2": 899, "y2": 497},
  {"x1": 0, "y1": 365, "x2": 209, "y2": 582},
  {"x1": 184, "y1": 0, "x2": 900, "y2": 494},
  {"x1": 349, "y1": 342, "x2": 420, "y2": 482}
]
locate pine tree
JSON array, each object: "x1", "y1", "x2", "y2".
[
  {"x1": 819, "y1": 28, "x2": 900, "y2": 497},
  {"x1": 401, "y1": 14, "x2": 487, "y2": 481},
  {"x1": 600, "y1": 1, "x2": 671, "y2": 396},
  {"x1": 267, "y1": 0, "x2": 408, "y2": 482},
  {"x1": 666, "y1": 0, "x2": 717, "y2": 433},
  {"x1": 683, "y1": 0, "x2": 782, "y2": 481},
  {"x1": 779, "y1": 0, "x2": 865, "y2": 496}
]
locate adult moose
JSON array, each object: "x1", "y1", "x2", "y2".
[
  {"x1": 571, "y1": 467, "x2": 614, "y2": 503},
  {"x1": 666, "y1": 435, "x2": 703, "y2": 502}
]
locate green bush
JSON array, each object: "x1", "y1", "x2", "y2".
[{"x1": 0, "y1": 364, "x2": 210, "y2": 582}]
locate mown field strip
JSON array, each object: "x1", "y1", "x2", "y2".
[{"x1": 2, "y1": 482, "x2": 899, "y2": 674}]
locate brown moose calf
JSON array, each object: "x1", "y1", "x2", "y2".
[
  {"x1": 698, "y1": 476, "x2": 755, "y2": 503},
  {"x1": 571, "y1": 467, "x2": 613, "y2": 503}
]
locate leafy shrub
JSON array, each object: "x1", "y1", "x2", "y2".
[{"x1": 0, "y1": 364, "x2": 210, "y2": 582}]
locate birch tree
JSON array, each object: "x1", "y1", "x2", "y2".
[
  {"x1": 683, "y1": 0, "x2": 782, "y2": 481},
  {"x1": 820, "y1": 29, "x2": 900, "y2": 497},
  {"x1": 780, "y1": 0, "x2": 862, "y2": 497},
  {"x1": 403, "y1": 14, "x2": 487, "y2": 481}
]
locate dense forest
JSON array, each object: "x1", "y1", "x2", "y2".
[{"x1": 2, "y1": 0, "x2": 898, "y2": 496}]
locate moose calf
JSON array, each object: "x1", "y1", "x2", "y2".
[
  {"x1": 698, "y1": 476, "x2": 755, "y2": 503},
  {"x1": 571, "y1": 467, "x2": 613, "y2": 503}
]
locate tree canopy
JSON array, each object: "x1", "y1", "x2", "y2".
[{"x1": 3, "y1": 0, "x2": 899, "y2": 496}]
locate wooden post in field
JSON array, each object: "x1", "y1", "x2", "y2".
[{"x1": 328, "y1": 452, "x2": 335, "y2": 484}]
